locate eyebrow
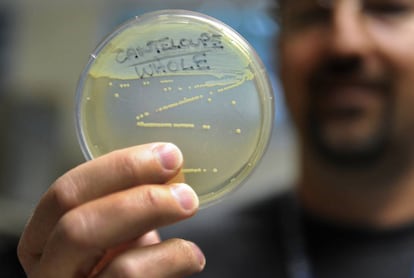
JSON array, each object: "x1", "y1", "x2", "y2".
[{"x1": 279, "y1": 0, "x2": 334, "y2": 10}]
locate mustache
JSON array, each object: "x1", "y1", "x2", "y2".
[{"x1": 308, "y1": 57, "x2": 392, "y2": 95}]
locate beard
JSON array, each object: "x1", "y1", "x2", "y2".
[
  {"x1": 305, "y1": 57, "x2": 394, "y2": 169},
  {"x1": 307, "y1": 106, "x2": 392, "y2": 169}
]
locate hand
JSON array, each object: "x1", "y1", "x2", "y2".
[{"x1": 17, "y1": 143, "x2": 205, "y2": 277}]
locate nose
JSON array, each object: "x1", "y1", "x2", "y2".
[{"x1": 327, "y1": 1, "x2": 373, "y2": 58}]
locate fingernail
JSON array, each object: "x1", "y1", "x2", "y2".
[
  {"x1": 170, "y1": 183, "x2": 199, "y2": 211},
  {"x1": 153, "y1": 143, "x2": 183, "y2": 171},
  {"x1": 188, "y1": 241, "x2": 206, "y2": 269}
]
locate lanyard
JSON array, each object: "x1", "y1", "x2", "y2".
[{"x1": 280, "y1": 194, "x2": 314, "y2": 278}]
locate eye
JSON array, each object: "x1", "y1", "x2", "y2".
[
  {"x1": 302, "y1": 9, "x2": 330, "y2": 23},
  {"x1": 363, "y1": 2, "x2": 412, "y2": 16}
]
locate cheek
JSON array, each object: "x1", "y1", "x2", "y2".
[
  {"x1": 367, "y1": 21, "x2": 414, "y2": 80},
  {"x1": 394, "y1": 77, "x2": 414, "y2": 138},
  {"x1": 279, "y1": 34, "x2": 324, "y2": 128},
  {"x1": 372, "y1": 38, "x2": 414, "y2": 74},
  {"x1": 365, "y1": 22, "x2": 414, "y2": 136}
]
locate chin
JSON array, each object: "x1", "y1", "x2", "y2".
[{"x1": 309, "y1": 123, "x2": 389, "y2": 169}]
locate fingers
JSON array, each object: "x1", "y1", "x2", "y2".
[
  {"x1": 32, "y1": 183, "x2": 199, "y2": 277},
  {"x1": 88, "y1": 231, "x2": 162, "y2": 276},
  {"x1": 96, "y1": 239, "x2": 206, "y2": 278},
  {"x1": 18, "y1": 143, "x2": 183, "y2": 272},
  {"x1": 135, "y1": 230, "x2": 161, "y2": 246}
]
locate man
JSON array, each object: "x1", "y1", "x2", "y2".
[{"x1": 17, "y1": 0, "x2": 414, "y2": 277}]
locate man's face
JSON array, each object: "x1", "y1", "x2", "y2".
[{"x1": 278, "y1": 0, "x2": 414, "y2": 166}]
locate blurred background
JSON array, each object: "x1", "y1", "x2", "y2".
[{"x1": 0, "y1": 0, "x2": 298, "y2": 236}]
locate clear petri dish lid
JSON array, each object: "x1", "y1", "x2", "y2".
[{"x1": 75, "y1": 9, "x2": 274, "y2": 208}]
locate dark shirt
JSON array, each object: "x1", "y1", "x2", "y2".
[
  {"x1": 161, "y1": 190, "x2": 414, "y2": 278},
  {"x1": 0, "y1": 234, "x2": 25, "y2": 277}
]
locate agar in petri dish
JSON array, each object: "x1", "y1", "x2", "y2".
[{"x1": 75, "y1": 9, "x2": 274, "y2": 207}]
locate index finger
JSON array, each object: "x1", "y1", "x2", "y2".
[{"x1": 18, "y1": 142, "x2": 183, "y2": 269}]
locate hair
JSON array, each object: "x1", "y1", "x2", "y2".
[{"x1": 268, "y1": 0, "x2": 286, "y2": 24}]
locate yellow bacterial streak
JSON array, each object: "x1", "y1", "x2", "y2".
[
  {"x1": 182, "y1": 168, "x2": 218, "y2": 174},
  {"x1": 173, "y1": 123, "x2": 195, "y2": 128},
  {"x1": 182, "y1": 168, "x2": 203, "y2": 174},
  {"x1": 217, "y1": 71, "x2": 253, "y2": 93},
  {"x1": 156, "y1": 95, "x2": 203, "y2": 112},
  {"x1": 160, "y1": 79, "x2": 174, "y2": 84},
  {"x1": 137, "y1": 122, "x2": 197, "y2": 129},
  {"x1": 137, "y1": 122, "x2": 173, "y2": 128}
]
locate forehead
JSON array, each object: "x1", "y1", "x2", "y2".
[
  {"x1": 274, "y1": 0, "x2": 325, "y2": 18},
  {"x1": 277, "y1": 0, "x2": 414, "y2": 9},
  {"x1": 276, "y1": 0, "x2": 325, "y2": 9},
  {"x1": 274, "y1": 0, "x2": 414, "y2": 21}
]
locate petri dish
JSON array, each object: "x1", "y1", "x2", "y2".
[{"x1": 75, "y1": 9, "x2": 274, "y2": 208}]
